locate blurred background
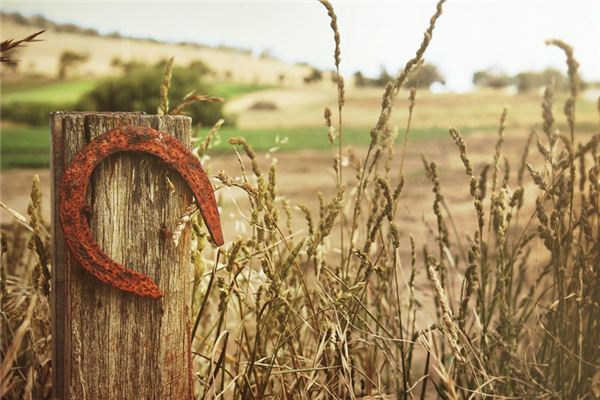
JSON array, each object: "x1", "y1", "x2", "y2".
[{"x1": 1, "y1": 0, "x2": 599, "y2": 227}]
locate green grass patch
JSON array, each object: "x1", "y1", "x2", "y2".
[
  {"x1": 0, "y1": 79, "x2": 265, "y2": 108},
  {"x1": 1, "y1": 79, "x2": 98, "y2": 105},
  {"x1": 198, "y1": 125, "x2": 485, "y2": 152},
  {"x1": 0, "y1": 125, "x2": 488, "y2": 170},
  {"x1": 1, "y1": 126, "x2": 51, "y2": 169}
]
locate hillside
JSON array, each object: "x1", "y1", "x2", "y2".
[{"x1": 0, "y1": 15, "x2": 314, "y2": 86}]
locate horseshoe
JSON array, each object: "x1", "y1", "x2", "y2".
[{"x1": 59, "y1": 125, "x2": 224, "y2": 299}]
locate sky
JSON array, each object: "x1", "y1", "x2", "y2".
[{"x1": 1, "y1": 0, "x2": 599, "y2": 92}]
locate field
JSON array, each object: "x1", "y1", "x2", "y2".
[
  {"x1": 0, "y1": 16, "x2": 313, "y2": 86},
  {"x1": 1, "y1": 2, "x2": 600, "y2": 399},
  {"x1": 2, "y1": 78, "x2": 597, "y2": 171},
  {"x1": 0, "y1": 123, "x2": 482, "y2": 169},
  {"x1": 1, "y1": 77, "x2": 597, "y2": 214}
]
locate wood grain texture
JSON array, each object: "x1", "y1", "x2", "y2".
[{"x1": 51, "y1": 113, "x2": 194, "y2": 400}]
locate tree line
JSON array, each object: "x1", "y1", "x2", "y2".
[{"x1": 345, "y1": 64, "x2": 593, "y2": 92}]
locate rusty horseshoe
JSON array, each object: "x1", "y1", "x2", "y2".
[{"x1": 59, "y1": 125, "x2": 224, "y2": 299}]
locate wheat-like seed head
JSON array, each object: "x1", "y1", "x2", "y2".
[{"x1": 157, "y1": 56, "x2": 174, "y2": 115}]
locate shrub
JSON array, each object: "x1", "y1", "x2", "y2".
[
  {"x1": 303, "y1": 67, "x2": 323, "y2": 84},
  {"x1": 473, "y1": 68, "x2": 514, "y2": 89},
  {"x1": 77, "y1": 65, "x2": 227, "y2": 127},
  {"x1": 109, "y1": 57, "x2": 147, "y2": 73},
  {"x1": 187, "y1": 59, "x2": 213, "y2": 76}
]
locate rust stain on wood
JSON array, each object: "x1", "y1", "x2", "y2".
[{"x1": 59, "y1": 125, "x2": 223, "y2": 299}]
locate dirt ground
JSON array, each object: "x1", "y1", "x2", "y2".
[{"x1": 1, "y1": 128, "x2": 548, "y2": 247}]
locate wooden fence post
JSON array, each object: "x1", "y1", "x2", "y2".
[{"x1": 51, "y1": 112, "x2": 194, "y2": 399}]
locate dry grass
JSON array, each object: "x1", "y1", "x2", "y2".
[
  {"x1": 1, "y1": 176, "x2": 51, "y2": 399},
  {"x1": 1, "y1": 30, "x2": 45, "y2": 66},
  {"x1": 224, "y1": 87, "x2": 599, "y2": 132},
  {"x1": 1, "y1": 1, "x2": 599, "y2": 398}
]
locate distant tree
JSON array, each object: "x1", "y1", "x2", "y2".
[
  {"x1": 188, "y1": 59, "x2": 213, "y2": 76},
  {"x1": 81, "y1": 27, "x2": 99, "y2": 36},
  {"x1": 514, "y1": 68, "x2": 567, "y2": 93},
  {"x1": 375, "y1": 66, "x2": 393, "y2": 86},
  {"x1": 7, "y1": 12, "x2": 28, "y2": 25},
  {"x1": 304, "y1": 67, "x2": 323, "y2": 84},
  {"x1": 56, "y1": 23, "x2": 76, "y2": 33},
  {"x1": 354, "y1": 71, "x2": 367, "y2": 87},
  {"x1": 30, "y1": 15, "x2": 52, "y2": 29},
  {"x1": 473, "y1": 67, "x2": 584, "y2": 92},
  {"x1": 110, "y1": 57, "x2": 146, "y2": 74},
  {"x1": 154, "y1": 58, "x2": 171, "y2": 69},
  {"x1": 541, "y1": 68, "x2": 568, "y2": 89},
  {"x1": 110, "y1": 56, "x2": 123, "y2": 69},
  {"x1": 329, "y1": 70, "x2": 338, "y2": 84},
  {"x1": 58, "y1": 50, "x2": 88, "y2": 79},
  {"x1": 278, "y1": 73, "x2": 286, "y2": 85},
  {"x1": 514, "y1": 72, "x2": 539, "y2": 93},
  {"x1": 259, "y1": 49, "x2": 275, "y2": 59},
  {"x1": 404, "y1": 63, "x2": 445, "y2": 89},
  {"x1": 472, "y1": 69, "x2": 513, "y2": 89}
]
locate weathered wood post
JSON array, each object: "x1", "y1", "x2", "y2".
[{"x1": 51, "y1": 112, "x2": 195, "y2": 399}]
